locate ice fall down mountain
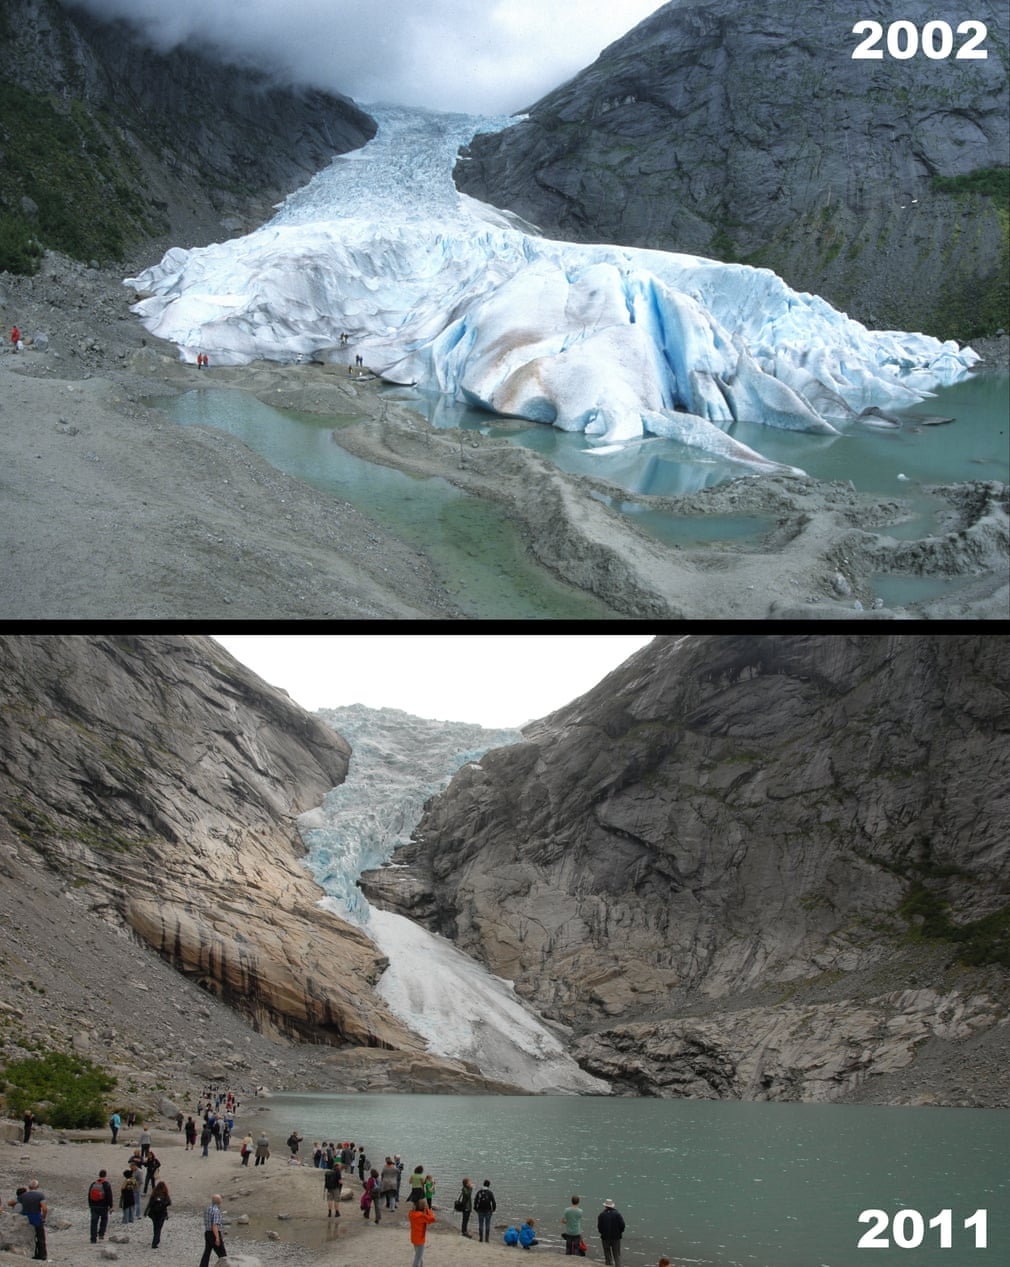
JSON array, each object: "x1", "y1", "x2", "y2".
[{"x1": 125, "y1": 107, "x2": 978, "y2": 475}]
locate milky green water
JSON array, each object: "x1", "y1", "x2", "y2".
[
  {"x1": 235, "y1": 1092, "x2": 1006, "y2": 1267},
  {"x1": 155, "y1": 390, "x2": 614, "y2": 621},
  {"x1": 154, "y1": 369, "x2": 1007, "y2": 617},
  {"x1": 398, "y1": 370, "x2": 1009, "y2": 504}
]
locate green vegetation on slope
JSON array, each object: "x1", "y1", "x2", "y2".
[
  {"x1": 0, "y1": 80, "x2": 166, "y2": 274},
  {"x1": 929, "y1": 167, "x2": 1010, "y2": 341},
  {"x1": 1, "y1": 1049, "x2": 116, "y2": 1129}
]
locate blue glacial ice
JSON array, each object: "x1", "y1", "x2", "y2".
[
  {"x1": 299, "y1": 706, "x2": 607, "y2": 1093},
  {"x1": 126, "y1": 105, "x2": 978, "y2": 472}
]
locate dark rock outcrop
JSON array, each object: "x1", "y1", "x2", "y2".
[
  {"x1": 454, "y1": 0, "x2": 1009, "y2": 339},
  {"x1": 0, "y1": 0, "x2": 376, "y2": 263},
  {"x1": 364, "y1": 635, "x2": 1010, "y2": 1102}
]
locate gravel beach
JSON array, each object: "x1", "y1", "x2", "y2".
[{"x1": 1, "y1": 1125, "x2": 526, "y2": 1267}]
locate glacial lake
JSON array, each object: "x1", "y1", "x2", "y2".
[
  {"x1": 238, "y1": 1092, "x2": 1006, "y2": 1267},
  {"x1": 155, "y1": 368, "x2": 1007, "y2": 617}
]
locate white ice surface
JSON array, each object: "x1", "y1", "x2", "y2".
[
  {"x1": 300, "y1": 708, "x2": 605, "y2": 1094},
  {"x1": 126, "y1": 105, "x2": 978, "y2": 471}
]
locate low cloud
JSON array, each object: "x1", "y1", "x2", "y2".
[{"x1": 65, "y1": 0, "x2": 665, "y2": 114}]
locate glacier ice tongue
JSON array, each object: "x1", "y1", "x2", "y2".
[
  {"x1": 125, "y1": 105, "x2": 978, "y2": 472},
  {"x1": 300, "y1": 706, "x2": 606, "y2": 1094}
]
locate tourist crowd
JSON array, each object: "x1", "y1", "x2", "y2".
[{"x1": 7, "y1": 1095, "x2": 674, "y2": 1265}]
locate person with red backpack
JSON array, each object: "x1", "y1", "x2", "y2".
[{"x1": 87, "y1": 1168, "x2": 114, "y2": 1243}]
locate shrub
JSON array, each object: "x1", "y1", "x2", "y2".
[{"x1": 2, "y1": 1050, "x2": 116, "y2": 1129}]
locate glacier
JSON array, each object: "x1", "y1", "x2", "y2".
[
  {"x1": 126, "y1": 105, "x2": 978, "y2": 472},
  {"x1": 299, "y1": 705, "x2": 608, "y2": 1095}
]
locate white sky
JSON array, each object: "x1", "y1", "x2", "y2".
[
  {"x1": 214, "y1": 634, "x2": 654, "y2": 728},
  {"x1": 72, "y1": 0, "x2": 668, "y2": 114}
]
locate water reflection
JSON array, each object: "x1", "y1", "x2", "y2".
[{"x1": 390, "y1": 369, "x2": 1009, "y2": 504}]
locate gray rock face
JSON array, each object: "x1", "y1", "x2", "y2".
[
  {"x1": 0, "y1": 635, "x2": 413, "y2": 1050},
  {"x1": 364, "y1": 635, "x2": 1010, "y2": 1102},
  {"x1": 0, "y1": 0, "x2": 376, "y2": 253},
  {"x1": 454, "y1": 0, "x2": 1009, "y2": 337}
]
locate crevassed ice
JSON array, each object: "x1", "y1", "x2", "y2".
[
  {"x1": 299, "y1": 709, "x2": 604, "y2": 1094},
  {"x1": 126, "y1": 105, "x2": 978, "y2": 471}
]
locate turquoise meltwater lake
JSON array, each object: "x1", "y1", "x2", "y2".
[
  {"x1": 154, "y1": 368, "x2": 1007, "y2": 618},
  {"x1": 237, "y1": 1092, "x2": 1006, "y2": 1267}
]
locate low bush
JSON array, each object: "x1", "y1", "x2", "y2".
[{"x1": 2, "y1": 1049, "x2": 116, "y2": 1129}]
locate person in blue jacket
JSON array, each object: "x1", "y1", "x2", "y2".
[
  {"x1": 503, "y1": 1225, "x2": 519, "y2": 1245},
  {"x1": 518, "y1": 1218, "x2": 539, "y2": 1248}
]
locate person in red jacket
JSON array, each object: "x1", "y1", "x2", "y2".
[
  {"x1": 11, "y1": 325, "x2": 22, "y2": 352},
  {"x1": 409, "y1": 1197, "x2": 436, "y2": 1267}
]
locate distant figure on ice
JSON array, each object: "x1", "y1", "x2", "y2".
[
  {"x1": 340, "y1": 331, "x2": 349, "y2": 346},
  {"x1": 197, "y1": 351, "x2": 209, "y2": 369}
]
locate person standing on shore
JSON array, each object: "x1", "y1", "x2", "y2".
[
  {"x1": 324, "y1": 1162, "x2": 342, "y2": 1217},
  {"x1": 364, "y1": 1168, "x2": 382, "y2": 1222},
  {"x1": 87, "y1": 1168, "x2": 113, "y2": 1243},
  {"x1": 407, "y1": 1164, "x2": 426, "y2": 1205},
  {"x1": 120, "y1": 1168, "x2": 138, "y2": 1224},
  {"x1": 198, "y1": 1193, "x2": 227, "y2": 1267},
  {"x1": 22, "y1": 1110, "x2": 34, "y2": 1144},
  {"x1": 109, "y1": 1110, "x2": 121, "y2": 1144},
  {"x1": 597, "y1": 1199, "x2": 626, "y2": 1266},
  {"x1": 139, "y1": 1124, "x2": 152, "y2": 1160},
  {"x1": 145, "y1": 1179, "x2": 172, "y2": 1249},
  {"x1": 18, "y1": 1179, "x2": 47, "y2": 1262},
  {"x1": 131, "y1": 1159, "x2": 145, "y2": 1224},
  {"x1": 240, "y1": 1132, "x2": 254, "y2": 1165},
  {"x1": 473, "y1": 1179, "x2": 496, "y2": 1243},
  {"x1": 455, "y1": 1176, "x2": 473, "y2": 1238},
  {"x1": 381, "y1": 1156, "x2": 399, "y2": 1210},
  {"x1": 185, "y1": 1116, "x2": 198, "y2": 1151},
  {"x1": 561, "y1": 1194, "x2": 585, "y2": 1256},
  {"x1": 255, "y1": 1131, "x2": 270, "y2": 1166},
  {"x1": 408, "y1": 1196, "x2": 436, "y2": 1267}
]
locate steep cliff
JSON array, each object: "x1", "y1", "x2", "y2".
[
  {"x1": 0, "y1": 635, "x2": 418, "y2": 1051},
  {"x1": 0, "y1": 0, "x2": 375, "y2": 270},
  {"x1": 453, "y1": 0, "x2": 1010, "y2": 340},
  {"x1": 363, "y1": 635, "x2": 1010, "y2": 1103}
]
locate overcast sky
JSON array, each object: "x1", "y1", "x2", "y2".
[
  {"x1": 214, "y1": 634, "x2": 654, "y2": 728},
  {"x1": 71, "y1": 0, "x2": 666, "y2": 114}
]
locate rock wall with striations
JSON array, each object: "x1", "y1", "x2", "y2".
[
  {"x1": 453, "y1": 0, "x2": 1009, "y2": 340},
  {"x1": 362, "y1": 635, "x2": 1010, "y2": 1103},
  {"x1": 0, "y1": 635, "x2": 420, "y2": 1052}
]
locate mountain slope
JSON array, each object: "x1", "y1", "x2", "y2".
[
  {"x1": 0, "y1": 634, "x2": 406, "y2": 1045},
  {"x1": 453, "y1": 0, "x2": 1009, "y2": 340},
  {"x1": 0, "y1": 636, "x2": 530, "y2": 1097},
  {"x1": 363, "y1": 634, "x2": 1010, "y2": 1103},
  {"x1": 0, "y1": 0, "x2": 375, "y2": 271}
]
